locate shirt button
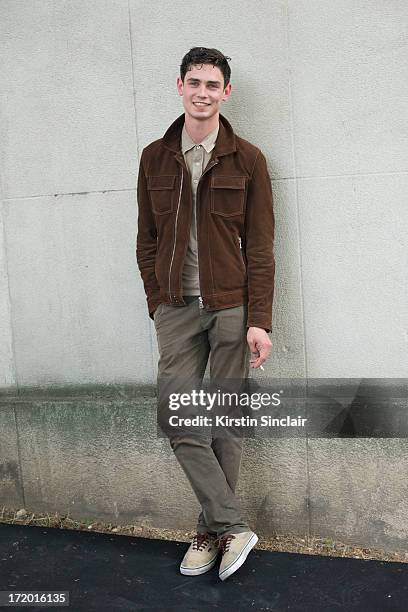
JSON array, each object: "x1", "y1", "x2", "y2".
[
  {"x1": 194, "y1": 179, "x2": 198, "y2": 183},
  {"x1": 196, "y1": 145, "x2": 200, "y2": 150}
]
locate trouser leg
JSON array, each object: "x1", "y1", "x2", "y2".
[
  {"x1": 196, "y1": 303, "x2": 250, "y2": 535},
  {"x1": 154, "y1": 297, "x2": 249, "y2": 536}
]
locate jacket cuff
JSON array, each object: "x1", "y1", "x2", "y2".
[
  {"x1": 246, "y1": 312, "x2": 272, "y2": 334},
  {"x1": 147, "y1": 294, "x2": 162, "y2": 321}
]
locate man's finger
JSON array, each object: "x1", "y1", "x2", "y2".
[
  {"x1": 250, "y1": 344, "x2": 271, "y2": 368},
  {"x1": 250, "y1": 354, "x2": 266, "y2": 368}
]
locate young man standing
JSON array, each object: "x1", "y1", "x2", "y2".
[{"x1": 136, "y1": 47, "x2": 275, "y2": 581}]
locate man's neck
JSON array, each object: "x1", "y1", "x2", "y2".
[{"x1": 184, "y1": 112, "x2": 219, "y2": 144}]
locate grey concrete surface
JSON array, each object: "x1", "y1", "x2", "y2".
[
  {"x1": 1, "y1": 1, "x2": 406, "y2": 386},
  {"x1": 2, "y1": 191, "x2": 152, "y2": 385},
  {"x1": 1, "y1": 0, "x2": 137, "y2": 198},
  {"x1": 0, "y1": 405, "x2": 24, "y2": 508},
  {"x1": 0, "y1": 1, "x2": 407, "y2": 550},
  {"x1": 298, "y1": 174, "x2": 408, "y2": 377},
  {"x1": 0, "y1": 206, "x2": 15, "y2": 387},
  {"x1": 307, "y1": 438, "x2": 408, "y2": 552},
  {"x1": 288, "y1": 0, "x2": 408, "y2": 176},
  {"x1": 1, "y1": 386, "x2": 408, "y2": 554}
]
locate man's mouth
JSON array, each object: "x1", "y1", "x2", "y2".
[{"x1": 193, "y1": 102, "x2": 210, "y2": 106}]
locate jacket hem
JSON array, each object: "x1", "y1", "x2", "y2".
[
  {"x1": 147, "y1": 293, "x2": 163, "y2": 321},
  {"x1": 158, "y1": 287, "x2": 248, "y2": 311}
]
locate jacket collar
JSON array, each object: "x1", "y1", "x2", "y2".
[{"x1": 162, "y1": 112, "x2": 237, "y2": 157}]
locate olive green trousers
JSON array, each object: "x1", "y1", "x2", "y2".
[{"x1": 154, "y1": 296, "x2": 251, "y2": 537}]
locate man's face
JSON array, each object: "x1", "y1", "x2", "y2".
[{"x1": 177, "y1": 63, "x2": 232, "y2": 121}]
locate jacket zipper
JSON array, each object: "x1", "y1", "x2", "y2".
[
  {"x1": 238, "y1": 236, "x2": 246, "y2": 269},
  {"x1": 168, "y1": 167, "x2": 184, "y2": 300},
  {"x1": 196, "y1": 159, "x2": 219, "y2": 309},
  {"x1": 168, "y1": 157, "x2": 218, "y2": 307}
]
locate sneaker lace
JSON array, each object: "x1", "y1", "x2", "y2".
[
  {"x1": 192, "y1": 533, "x2": 212, "y2": 551},
  {"x1": 215, "y1": 533, "x2": 236, "y2": 554}
]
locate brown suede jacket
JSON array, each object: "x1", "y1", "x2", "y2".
[{"x1": 136, "y1": 112, "x2": 275, "y2": 333}]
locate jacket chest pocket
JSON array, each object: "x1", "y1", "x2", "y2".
[
  {"x1": 147, "y1": 175, "x2": 176, "y2": 215},
  {"x1": 210, "y1": 176, "x2": 246, "y2": 217}
]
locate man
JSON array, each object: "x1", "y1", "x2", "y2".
[{"x1": 136, "y1": 47, "x2": 275, "y2": 581}]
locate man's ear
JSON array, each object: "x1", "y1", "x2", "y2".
[
  {"x1": 222, "y1": 82, "x2": 232, "y2": 101},
  {"x1": 176, "y1": 76, "x2": 184, "y2": 96}
]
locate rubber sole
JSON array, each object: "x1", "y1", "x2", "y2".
[
  {"x1": 180, "y1": 553, "x2": 219, "y2": 576},
  {"x1": 219, "y1": 533, "x2": 258, "y2": 581}
]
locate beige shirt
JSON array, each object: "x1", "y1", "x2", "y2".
[{"x1": 181, "y1": 122, "x2": 219, "y2": 295}]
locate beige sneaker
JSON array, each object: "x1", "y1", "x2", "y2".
[
  {"x1": 180, "y1": 532, "x2": 219, "y2": 576},
  {"x1": 217, "y1": 531, "x2": 258, "y2": 581}
]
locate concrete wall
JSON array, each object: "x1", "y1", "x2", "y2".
[
  {"x1": 1, "y1": 1, "x2": 407, "y2": 550},
  {"x1": 1, "y1": 0, "x2": 406, "y2": 386},
  {"x1": 1, "y1": 386, "x2": 408, "y2": 554}
]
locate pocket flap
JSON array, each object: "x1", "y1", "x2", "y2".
[
  {"x1": 211, "y1": 176, "x2": 246, "y2": 189},
  {"x1": 148, "y1": 175, "x2": 176, "y2": 190}
]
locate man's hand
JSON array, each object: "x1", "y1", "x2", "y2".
[{"x1": 247, "y1": 327, "x2": 272, "y2": 369}]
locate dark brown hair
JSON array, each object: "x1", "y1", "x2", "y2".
[{"x1": 180, "y1": 47, "x2": 231, "y2": 88}]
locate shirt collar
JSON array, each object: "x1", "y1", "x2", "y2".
[{"x1": 181, "y1": 122, "x2": 219, "y2": 155}]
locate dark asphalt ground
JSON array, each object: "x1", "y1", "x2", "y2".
[{"x1": 0, "y1": 523, "x2": 407, "y2": 611}]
